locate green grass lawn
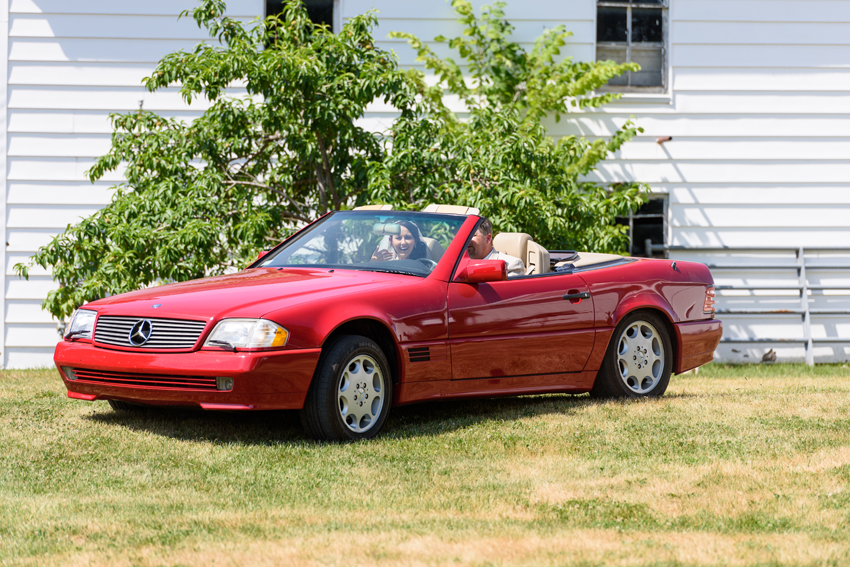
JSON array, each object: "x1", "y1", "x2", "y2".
[{"x1": 1, "y1": 363, "x2": 849, "y2": 566}]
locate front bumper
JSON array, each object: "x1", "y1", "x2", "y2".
[{"x1": 54, "y1": 340, "x2": 322, "y2": 410}]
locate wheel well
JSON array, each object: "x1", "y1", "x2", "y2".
[
  {"x1": 623, "y1": 307, "x2": 678, "y2": 369},
  {"x1": 323, "y1": 319, "x2": 400, "y2": 385}
]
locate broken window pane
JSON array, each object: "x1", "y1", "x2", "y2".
[
  {"x1": 597, "y1": 8, "x2": 628, "y2": 42},
  {"x1": 632, "y1": 8, "x2": 663, "y2": 43}
]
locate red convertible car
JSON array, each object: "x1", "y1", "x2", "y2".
[{"x1": 55, "y1": 208, "x2": 721, "y2": 441}]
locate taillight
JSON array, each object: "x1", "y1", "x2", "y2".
[{"x1": 703, "y1": 286, "x2": 716, "y2": 316}]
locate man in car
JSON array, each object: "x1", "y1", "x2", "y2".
[{"x1": 467, "y1": 217, "x2": 526, "y2": 277}]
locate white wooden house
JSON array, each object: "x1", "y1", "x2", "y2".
[{"x1": 2, "y1": 0, "x2": 848, "y2": 368}]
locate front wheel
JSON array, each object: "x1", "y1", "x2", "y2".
[
  {"x1": 299, "y1": 335, "x2": 393, "y2": 441},
  {"x1": 590, "y1": 311, "x2": 672, "y2": 399}
]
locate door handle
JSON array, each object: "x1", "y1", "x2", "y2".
[{"x1": 562, "y1": 291, "x2": 590, "y2": 301}]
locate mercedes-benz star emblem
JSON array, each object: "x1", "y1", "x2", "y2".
[{"x1": 128, "y1": 320, "x2": 153, "y2": 346}]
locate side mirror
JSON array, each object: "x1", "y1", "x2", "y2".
[
  {"x1": 257, "y1": 250, "x2": 269, "y2": 260},
  {"x1": 456, "y1": 260, "x2": 507, "y2": 283}
]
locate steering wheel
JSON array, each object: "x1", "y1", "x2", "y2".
[{"x1": 417, "y1": 258, "x2": 438, "y2": 270}]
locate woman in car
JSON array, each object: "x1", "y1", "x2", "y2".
[{"x1": 371, "y1": 220, "x2": 429, "y2": 262}]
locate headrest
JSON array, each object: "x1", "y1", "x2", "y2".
[
  {"x1": 493, "y1": 232, "x2": 531, "y2": 261},
  {"x1": 421, "y1": 236, "x2": 445, "y2": 261}
]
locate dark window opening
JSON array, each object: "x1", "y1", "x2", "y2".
[
  {"x1": 266, "y1": 0, "x2": 334, "y2": 30},
  {"x1": 596, "y1": 0, "x2": 666, "y2": 91},
  {"x1": 616, "y1": 197, "x2": 666, "y2": 258}
]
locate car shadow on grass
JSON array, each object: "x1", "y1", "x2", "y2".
[{"x1": 83, "y1": 393, "x2": 602, "y2": 445}]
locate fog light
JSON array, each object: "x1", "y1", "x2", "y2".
[
  {"x1": 61, "y1": 367, "x2": 77, "y2": 381},
  {"x1": 216, "y1": 377, "x2": 233, "y2": 391}
]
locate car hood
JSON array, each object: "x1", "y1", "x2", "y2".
[{"x1": 88, "y1": 268, "x2": 406, "y2": 322}]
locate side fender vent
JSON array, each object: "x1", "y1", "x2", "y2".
[{"x1": 408, "y1": 347, "x2": 430, "y2": 363}]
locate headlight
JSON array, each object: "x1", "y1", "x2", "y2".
[
  {"x1": 204, "y1": 319, "x2": 289, "y2": 350},
  {"x1": 66, "y1": 309, "x2": 97, "y2": 340}
]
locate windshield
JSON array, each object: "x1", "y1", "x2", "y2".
[{"x1": 255, "y1": 211, "x2": 470, "y2": 276}]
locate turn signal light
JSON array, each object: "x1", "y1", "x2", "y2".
[{"x1": 704, "y1": 286, "x2": 716, "y2": 316}]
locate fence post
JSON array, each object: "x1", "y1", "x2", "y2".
[{"x1": 799, "y1": 247, "x2": 814, "y2": 366}]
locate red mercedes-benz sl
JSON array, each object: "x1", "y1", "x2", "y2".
[{"x1": 55, "y1": 208, "x2": 721, "y2": 441}]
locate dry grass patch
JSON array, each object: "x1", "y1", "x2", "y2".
[{"x1": 1, "y1": 364, "x2": 849, "y2": 566}]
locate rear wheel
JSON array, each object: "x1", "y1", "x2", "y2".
[
  {"x1": 591, "y1": 311, "x2": 672, "y2": 399},
  {"x1": 299, "y1": 335, "x2": 392, "y2": 441}
]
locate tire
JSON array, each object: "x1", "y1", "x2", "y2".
[
  {"x1": 107, "y1": 399, "x2": 146, "y2": 412},
  {"x1": 299, "y1": 335, "x2": 393, "y2": 441},
  {"x1": 590, "y1": 311, "x2": 672, "y2": 399}
]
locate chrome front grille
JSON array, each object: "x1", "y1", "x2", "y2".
[{"x1": 94, "y1": 316, "x2": 207, "y2": 349}]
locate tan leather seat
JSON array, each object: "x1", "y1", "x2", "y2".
[
  {"x1": 493, "y1": 232, "x2": 550, "y2": 275},
  {"x1": 421, "y1": 236, "x2": 445, "y2": 261}
]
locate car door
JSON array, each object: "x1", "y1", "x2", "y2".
[{"x1": 447, "y1": 267, "x2": 595, "y2": 382}]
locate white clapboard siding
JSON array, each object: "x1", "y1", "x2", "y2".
[
  {"x1": 10, "y1": 62, "x2": 159, "y2": 86},
  {"x1": 6, "y1": 348, "x2": 60, "y2": 369},
  {"x1": 673, "y1": 22, "x2": 850, "y2": 45},
  {"x1": 8, "y1": 110, "x2": 204, "y2": 133},
  {"x1": 7, "y1": 229, "x2": 62, "y2": 253},
  {"x1": 671, "y1": 229, "x2": 850, "y2": 248},
  {"x1": 675, "y1": 0, "x2": 850, "y2": 22},
  {"x1": 9, "y1": 38, "x2": 218, "y2": 63},
  {"x1": 0, "y1": 0, "x2": 267, "y2": 367},
  {"x1": 8, "y1": 182, "x2": 114, "y2": 204},
  {"x1": 605, "y1": 139, "x2": 850, "y2": 161},
  {"x1": 666, "y1": 185, "x2": 850, "y2": 205},
  {"x1": 346, "y1": 0, "x2": 596, "y2": 21},
  {"x1": 547, "y1": 115, "x2": 850, "y2": 138},
  {"x1": 7, "y1": 276, "x2": 59, "y2": 300},
  {"x1": 7, "y1": 205, "x2": 103, "y2": 229},
  {"x1": 7, "y1": 0, "x2": 850, "y2": 366},
  {"x1": 8, "y1": 158, "x2": 126, "y2": 182},
  {"x1": 673, "y1": 45, "x2": 850, "y2": 68},
  {"x1": 673, "y1": 68, "x2": 850, "y2": 92},
  {"x1": 671, "y1": 205, "x2": 850, "y2": 228},
  {"x1": 6, "y1": 324, "x2": 63, "y2": 347},
  {"x1": 7, "y1": 300, "x2": 55, "y2": 323},
  {"x1": 8, "y1": 86, "x2": 238, "y2": 111},
  {"x1": 10, "y1": 0, "x2": 261, "y2": 16},
  {"x1": 9, "y1": 134, "x2": 112, "y2": 157},
  {"x1": 590, "y1": 161, "x2": 850, "y2": 184},
  {"x1": 589, "y1": 93, "x2": 850, "y2": 115},
  {"x1": 9, "y1": 14, "x2": 222, "y2": 40}
]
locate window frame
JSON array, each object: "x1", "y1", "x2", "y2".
[
  {"x1": 596, "y1": 0, "x2": 669, "y2": 94},
  {"x1": 265, "y1": 0, "x2": 339, "y2": 32},
  {"x1": 618, "y1": 194, "x2": 668, "y2": 258}
]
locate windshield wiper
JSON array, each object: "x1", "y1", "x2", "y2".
[
  {"x1": 355, "y1": 267, "x2": 424, "y2": 277},
  {"x1": 207, "y1": 340, "x2": 236, "y2": 351}
]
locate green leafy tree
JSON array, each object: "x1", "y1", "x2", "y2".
[
  {"x1": 18, "y1": 0, "x2": 646, "y2": 321},
  {"x1": 369, "y1": 0, "x2": 647, "y2": 250},
  {"x1": 16, "y1": 0, "x2": 422, "y2": 319}
]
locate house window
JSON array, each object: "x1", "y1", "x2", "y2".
[
  {"x1": 267, "y1": 0, "x2": 335, "y2": 30},
  {"x1": 616, "y1": 196, "x2": 667, "y2": 258},
  {"x1": 596, "y1": 0, "x2": 667, "y2": 92}
]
